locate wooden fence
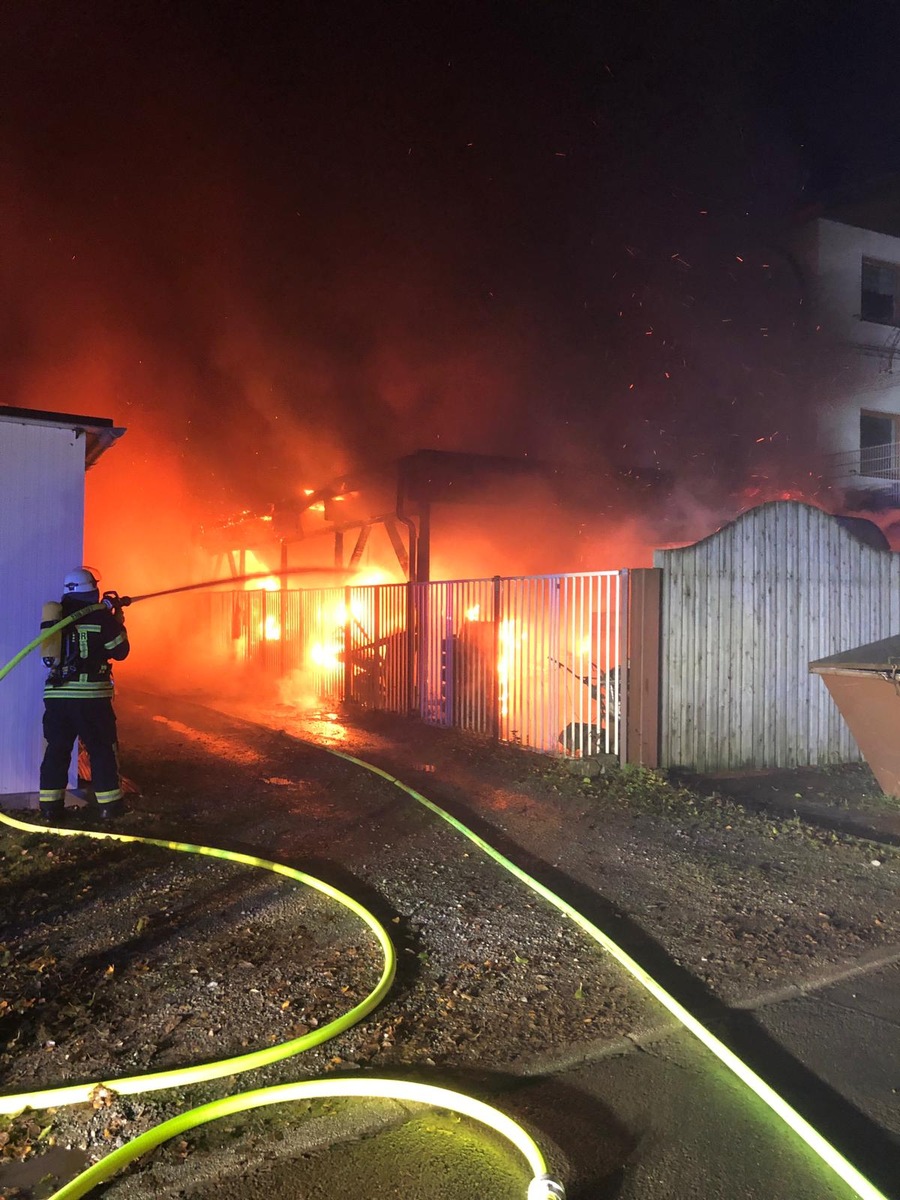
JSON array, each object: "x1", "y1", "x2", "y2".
[{"x1": 654, "y1": 501, "x2": 900, "y2": 769}]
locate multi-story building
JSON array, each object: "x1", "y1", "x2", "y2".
[{"x1": 796, "y1": 187, "x2": 900, "y2": 510}]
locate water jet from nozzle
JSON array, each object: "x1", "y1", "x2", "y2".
[{"x1": 125, "y1": 566, "x2": 351, "y2": 606}]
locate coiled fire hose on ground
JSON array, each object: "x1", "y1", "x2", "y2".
[
  {"x1": 0, "y1": 609, "x2": 563, "y2": 1199},
  {"x1": 0, "y1": 616, "x2": 891, "y2": 1200},
  {"x1": 0, "y1": 809, "x2": 561, "y2": 1200}
]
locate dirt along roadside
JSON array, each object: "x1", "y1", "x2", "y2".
[
  {"x1": 236, "y1": 695, "x2": 900, "y2": 1006},
  {"x1": 1, "y1": 688, "x2": 898, "y2": 1198}
]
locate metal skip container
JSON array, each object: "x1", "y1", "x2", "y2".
[{"x1": 810, "y1": 633, "x2": 900, "y2": 797}]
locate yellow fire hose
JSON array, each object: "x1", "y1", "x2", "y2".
[
  {"x1": 330, "y1": 754, "x2": 892, "y2": 1200},
  {"x1": 0, "y1": 813, "x2": 398, "y2": 1112},
  {"x1": 2, "y1": 605, "x2": 562, "y2": 1197},
  {"x1": 0, "y1": 618, "x2": 891, "y2": 1200},
  {"x1": 0, "y1": 809, "x2": 560, "y2": 1199},
  {"x1": 0, "y1": 811, "x2": 561, "y2": 1195},
  {"x1": 0, "y1": 607, "x2": 106, "y2": 684}
]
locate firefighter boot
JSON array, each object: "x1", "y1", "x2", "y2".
[
  {"x1": 39, "y1": 800, "x2": 66, "y2": 822},
  {"x1": 97, "y1": 798, "x2": 125, "y2": 821}
]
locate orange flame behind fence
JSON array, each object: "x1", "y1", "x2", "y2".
[
  {"x1": 310, "y1": 640, "x2": 342, "y2": 669},
  {"x1": 307, "y1": 599, "x2": 360, "y2": 671},
  {"x1": 463, "y1": 607, "x2": 524, "y2": 719},
  {"x1": 256, "y1": 577, "x2": 282, "y2": 640},
  {"x1": 498, "y1": 617, "x2": 526, "y2": 718},
  {"x1": 306, "y1": 575, "x2": 402, "y2": 685},
  {"x1": 240, "y1": 554, "x2": 283, "y2": 642}
]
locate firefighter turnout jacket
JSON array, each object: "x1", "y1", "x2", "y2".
[{"x1": 43, "y1": 601, "x2": 130, "y2": 699}]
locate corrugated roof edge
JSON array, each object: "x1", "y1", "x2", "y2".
[
  {"x1": 0, "y1": 404, "x2": 113, "y2": 428},
  {"x1": 0, "y1": 405, "x2": 126, "y2": 468}
]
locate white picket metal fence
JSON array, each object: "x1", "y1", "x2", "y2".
[{"x1": 207, "y1": 571, "x2": 627, "y2": 759}]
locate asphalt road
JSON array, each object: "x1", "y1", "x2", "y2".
[
  {"x1": 9, "y1": 955, "x2": 895, "y2": 1200},
  {"x1": 103, "y1": 954, "x2": 900, "y2": 1199},
  {"x1": 562, "y1": 956, "x2": 900, "y2": 1200}
]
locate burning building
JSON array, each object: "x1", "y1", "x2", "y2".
[
  {"x1": 197, "y1": 449, "x2": 565, "y2": 585},
  {"x1": 187, "y1": 449, "x2": 634, "y2": 759}
]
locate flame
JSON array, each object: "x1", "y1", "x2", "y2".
[
  {"x1": 233, "y1": 553, "x2": 283, "y2": 639},
  {"x1": 241, "y1": 551, "x2": 280, "y2": 592},
  {"x1": 310, "y1": 641, "x2": 342, "y2": 670},
  {"x1": 459, "y1": 611, "x2": 525, "y2": 716},
  {"x1": 334, "y1": 598, "x2": 365, "y2": 624},
  {"x1": 497, "y1": 618, "x2": 524, "y2": 718},
  {"x1": 354, "y1": 568, "x2": 391, "y2": 587}
]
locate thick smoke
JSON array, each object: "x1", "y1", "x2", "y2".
[{"x1": 0, "y1": 1, "x2": 866, "y2": 613}]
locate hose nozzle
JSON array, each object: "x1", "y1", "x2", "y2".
[
  {"x1": 527, "y1": 1175, "x2": 565, "y2": 1200},
  {"x1": 102, "y1": 590, "x2": 133, "y2": 615}
]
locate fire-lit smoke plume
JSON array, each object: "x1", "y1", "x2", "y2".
[{"x1": 0, "y1": 0, "x2": 864, "y2": 695}]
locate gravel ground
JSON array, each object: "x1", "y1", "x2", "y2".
[{"x1": 1, "y1": 687, "x2": 898, "y2": 1197}]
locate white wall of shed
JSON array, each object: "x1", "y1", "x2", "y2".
[
  {"x1": 0, "y1": 422, "x2": 85, "y2": 797},
  {"x1": 654, "y1": 502, "x2": 900, "y2": 770}
]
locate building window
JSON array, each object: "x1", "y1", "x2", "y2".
[
  {"x1": 861, "y1": 258, "x2": 900, "y2": 324},
  {"x1": 860, "y1": 410, "x2": 900, "y2": 477}
]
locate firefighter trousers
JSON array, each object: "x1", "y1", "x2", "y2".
[{"x1": 40, "y1": 697, "x2": 122, "y2": 804}]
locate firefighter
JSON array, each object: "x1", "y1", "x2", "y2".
[{"x1": 38, "y1": 567, "x2": 130, "y2": 821}]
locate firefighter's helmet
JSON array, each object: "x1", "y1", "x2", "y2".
[{"x1": 62, "y1": 567, "x2": 100, "y2": 595}]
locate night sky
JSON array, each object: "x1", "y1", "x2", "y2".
[{"x1": 2, "y1": 1, "x2": 899, "y2": 526}]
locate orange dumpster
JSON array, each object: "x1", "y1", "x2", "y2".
[{"x1": 810, "y1": 634, "x2": 900, "y2": 798}]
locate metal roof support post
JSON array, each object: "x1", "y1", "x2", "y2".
[
  {"x1": 279, "y1": 539, "x2": 288, "y2": 678},
  {"x1": 492, "y1": 575, "x2": 501, "y2": 742},
  {"x1": 405, "y1": 581, "x2": 417, "y2": 715},
  {"x1": 343, "y1": 586, "x2": 353, "y2": 705}
]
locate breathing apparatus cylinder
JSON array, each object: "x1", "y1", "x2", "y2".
[{"x1": 40, "y1": 601, "x2": 63, "y2": 666}]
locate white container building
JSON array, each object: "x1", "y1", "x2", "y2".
[{"x1": 0, "y1": 406, "x2": 123, "y2": 806}]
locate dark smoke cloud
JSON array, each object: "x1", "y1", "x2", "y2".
[
  {"x1": 0, "y1": 0, "x2": 889, "y2": 568},
  {"x1": 0, "y1": 7, "x2": 559, "y2": 507}
]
